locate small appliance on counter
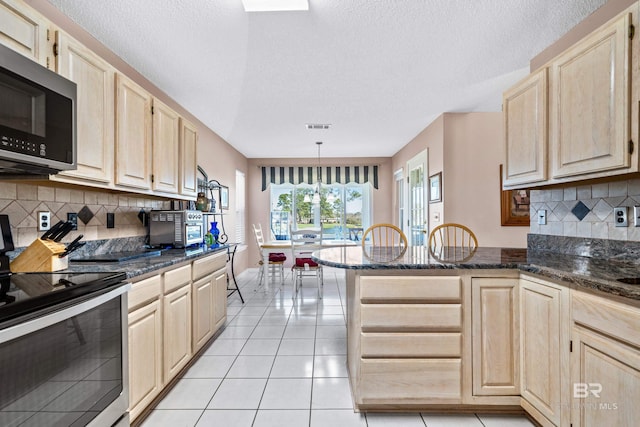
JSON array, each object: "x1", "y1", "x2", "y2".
[{"x1": 149, "y1": 210, "x2": 204, "y2": 248}]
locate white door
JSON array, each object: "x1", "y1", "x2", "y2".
[{"x1": 407, "y1": 150, "x2": 428, "y2": 246}]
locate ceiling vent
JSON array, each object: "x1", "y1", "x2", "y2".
[{"x1": 306, "y1": 123, "x2": 331, "y2": 130}]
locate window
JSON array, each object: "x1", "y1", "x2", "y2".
[
  {"x1": 235, "y1": 170, "x2": 245, "y2": 243},
  {"x1": 270, "y1": 183, "x2": 370, "y2": 240}
]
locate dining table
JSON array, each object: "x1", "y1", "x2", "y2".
[{"x1": 259, "y1": 239, "x2": 358, "y2": 285}]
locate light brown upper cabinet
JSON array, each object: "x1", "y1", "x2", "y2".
[
  {"x1": 503, "y1": 5, "x2": 638, "y2": 189},
  {"x1": 179, "y1": 118, "x2": 198, "y2": 198},
  {"x1": 151, "y1": 98, "x2": 180, "y2": 194},
  {"x1": 503, "y1": 69, "x2": 548, "y2": 187},
  {"x1": 550, "y1": 12, "x2": 632, "y2": 179},
  {"x1": 115, "y1": 73, "x2": 153, "y2": 190},
  {"x1": 54, "y1": 31, "x2": 114, "y2": 186},
  {"x1": 0, "y1": 0, "x2": 51, "y2": 68}
]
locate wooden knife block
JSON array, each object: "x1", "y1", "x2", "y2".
[{"x1": 10, "y1": 239, "x2": 69, "y2": 273}]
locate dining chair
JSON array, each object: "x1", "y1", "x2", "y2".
[
  {"x1": 428, "y1": 223, "x2": 478, "y2": 249},
  {"x1": 361, "y1": 223, "x2": 408, "y2": 248},
  {"x1": 290, "y1": 228, "x2": 323, "y2": 298},
  {"x1": 428, "y1": 223, "x2": 478, "y2": 262},
  {"x1": 252, "y1": 223, "x2": 286, "y2": 286},
  {"x1": 361, "y1": 223, "x2": 408, "y2": 262}
]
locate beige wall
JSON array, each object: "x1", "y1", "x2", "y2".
[
  {"x1": 392, "y1": 116, "x2": 445, "y2": 229},
  {"x1": 392, "y1": 113, "x2": 529, "y2": 248},
  {"x1": 246, "y1": 157, "x2": 393, "y2": 266}
]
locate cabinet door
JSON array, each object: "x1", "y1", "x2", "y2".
[
  {"x1": 128, "y1": 299, "x2": 162, "y2": 422},
  {"x1": 503, "y1": 68, "x2": 548, "y2": 187},
  {"x1": 192, "y1": 274, "x2": 214, "y2": 353},
  {"x1": 0, "y1": 0, "x2": 50, "y2": 67},
  {"x1": 550, "y1": 12, "x2": 631, "y2": 179},
  {"x1": 571, "y1": 326, "x2": 640, "y2": 427},
  {"x1": 163, "y1": 284, "x2": 192, "y2": 382},
  {"x1": 520, "y1": 278, "x2": 566, "y2": 426},
  {"x1": 471, "y1": 278, "x2": 519, "y2": 396},
  {"x1": 180, "y1": 118, "x2": 198, "y2": 197},
  {"x1": 55, "y1": 31, "x2": 114, "y2": 184},
  {"x1": 115, "y1": 73, "x2": 152, "y2": 189},
  {"x1": 152, "y1": 98, "x2": 180, "y2": 194},
  {"x1": 213, "y1": 267, "x2": 227, "y2": 330}
]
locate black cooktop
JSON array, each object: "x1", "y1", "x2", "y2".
[{"x1": 0, "y1": 271, "x2": 127, "y2": 328}]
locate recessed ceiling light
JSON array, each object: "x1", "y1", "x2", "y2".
[{"x1": 242, "y1": 0, "x2": 309, "y2": 12}]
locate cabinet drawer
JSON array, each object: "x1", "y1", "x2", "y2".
[
  {"x1": 361, "y1": 332, "x2": 461, "y2": 358},
  {"x1": 360, "y1": 276, "x2": 461, "y2": 302},
  {"x1": 128, "y1": 275, "x2": 161, "y2": 310},
  {"x1": 361, "y1": 304, "x2": 462, "y2": 331},
  {"x1": 572, "y1": 291, "x2": 640, "y2": 348},
  {"x1": 164, "y1": 264, "x2": 191, "y2": 294},
  {"x1": 359, "y1": 359, "x2": 462, "y2": 402},
  {"x1": 192, "y1": 252, "x2": 226, "y2": 280}
]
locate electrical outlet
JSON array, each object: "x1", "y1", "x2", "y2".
[
  {"x1": 537, "y1": 209, "x2": 547, "y2": 225},
  {"x1": 614, "y1": 207, "x2": 628, "y2": 227},
  {"x1": 106, "y1": 212, "x2": 115, "y2": 229},
  {"x1": 67, "y1": 212, "x2": 78, "y2": 230},
  {"x1": 38, "y1": 211, "x2": 51, "y2": 231}
]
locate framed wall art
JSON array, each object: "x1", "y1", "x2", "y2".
[
  {"x1": 219, "y1": 185, "x2": 229, "y2": 210},
  {"x1": 428, "y1": 172, "x2": 442, "y2": 203},
  {"x1": 500, "y1": 164, "x2": 530, "y2": 226}
]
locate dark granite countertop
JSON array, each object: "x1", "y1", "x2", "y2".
[
  {"x1": 62, "y1": 245, "x2": 230, "y2": 279},
  {"x1": 312, "y1": 246, "x2": 640, "y2": 301}
]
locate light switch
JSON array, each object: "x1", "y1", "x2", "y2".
[
  {"x1": 537, "y1": 209, "x2": 546, "y2": 225},
  {"x1": 635, "y1": 206, "x2": 640, "y2": 227}
]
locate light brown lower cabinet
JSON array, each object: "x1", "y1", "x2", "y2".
[
  {"x1": 349, "y1": 273, "x2": 464, "y2": 408},
  {"x1": 471, "y1": 277, "x2": 519, "y2": 397},
  {"x1": 192, "y1": 252, "x2": 227, "y2": 353},
  {"x1": 163, "y1": 283, "x2": 192, "y2": 382},
  {"x1": 519, "y1": 275, "x2": 570, "y2": 427},
  {"x1": 128, "y1": 252, "x2": 228, "y2": 422},
  {"x1": 347, "y1": 271, "x2": 640, "y2": 426},
  {"x1": 570, "y1": 290, "x2": 640, "y2": 427},
  {"x1": 128, "y1": 298, "x2": 162, "y2": 422}
]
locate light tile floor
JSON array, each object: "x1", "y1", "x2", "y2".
[{"x1": 141, "y1": 267, "x2": 537, "y2": 427}]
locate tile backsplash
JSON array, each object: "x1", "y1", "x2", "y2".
[
  {"x1": 530, "y1": 178, "x2": 640, "y2": 241},
  {"x1": 0, "y1": 182, "x2": 170, "y2": 247}
]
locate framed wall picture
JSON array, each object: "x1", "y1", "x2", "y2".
[
  {"x1": 219, "y1": 185, "x2": 229, "y2": 210},
  {"x1": 428, "y1": 172, "x2": 442, "y2": 203},
  {"x1": 500, "y1": 164, "x2": 530, "y2": 226}
]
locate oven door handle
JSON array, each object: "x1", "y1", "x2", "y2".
[{"x1": 0, "y1": 283, "x2": 131, "y2": 344}]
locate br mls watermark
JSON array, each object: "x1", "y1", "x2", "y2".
[
  {"x1": 571, "y1": 383, "x2": 619, "y2": 411},
  {"x1": 573, "y1": 383, "x2": 602, "y2": 398}
]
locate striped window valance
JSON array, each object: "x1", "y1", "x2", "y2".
[{"x1": 261, "y1": 165, "x2": 379, "y2": 191}]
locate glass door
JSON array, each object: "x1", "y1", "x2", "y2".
[{"x1": 407, "y1": 150, "x2": 428, "y2": 246}]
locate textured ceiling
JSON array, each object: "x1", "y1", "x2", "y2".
[{"x1": 47, "y1": 0, "x2": 607, "y2": 159}]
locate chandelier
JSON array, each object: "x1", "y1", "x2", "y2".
[{"x1": 303, "y1": 141, "x2": 323, "y2": 204}]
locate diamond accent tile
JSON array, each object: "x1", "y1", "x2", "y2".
[
  {"x1": 571, "y1": 201, "x2": 591, "y2": 221},
  {"x1": 591, "y1": 199, "x2": 612, "y2": 221},
  {"x1": 78, "y1": 205, "x2": 94, "y2": 224}
]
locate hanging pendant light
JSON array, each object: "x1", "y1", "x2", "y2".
[{"x1": 312, "y1": 141, "x2": 322, "y2": 205}]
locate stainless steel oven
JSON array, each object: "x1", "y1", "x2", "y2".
[{"x1": 0, "y1": 272, "x2": 130, "y2": 427}]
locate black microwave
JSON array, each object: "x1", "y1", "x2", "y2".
[{"x1": 0, "y1": 43, "x2": 76, "y2": 176}]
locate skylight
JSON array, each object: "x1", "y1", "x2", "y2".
[{"x1": 242, "y1": 0, "x2": 309, "y2": 12}]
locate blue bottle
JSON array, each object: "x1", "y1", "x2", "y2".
[{"x1": 209, "y1": 222, "x2": 220, "y2": 247}]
